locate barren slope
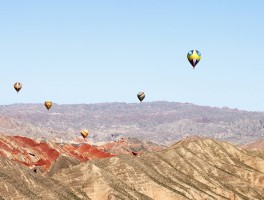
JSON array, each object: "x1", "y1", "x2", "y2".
[
  {"x1": 1, "y1": 136, "x2": 264, "y2": 199},
  {"x1": 0, "y1": 157, "x2": 88, "y2": 200},
  {"x1": 52, "y1": 138, "x2": 264, "y2": 200},
  {"x1": 97, "y1": 137, "x2": 166, "y2": 155}
]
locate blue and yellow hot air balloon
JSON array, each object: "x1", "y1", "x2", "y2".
[{"x1": 187, "y1": 50, "x2": 201, "y2": 69}]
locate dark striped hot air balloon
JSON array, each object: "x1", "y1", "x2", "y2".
[
  {"x1": 137, "y1": 92, "x2": 145, "y2": 102},
  {"x1": 81, "y1": 129, "x2": 89, "y2": 139}
]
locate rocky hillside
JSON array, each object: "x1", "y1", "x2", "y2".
[
  {"x1": 0, "y1": 135, "x2": 114, "y2": 171},
  {"x1": 1, "y1": 136, "x2": 264, "y2": 200},
  {"x1": 0, "y1": 156, "x2": 83, "y2": 200},
  {"x1": 0, "y1": 135, "x2": 164, "y2": 171},
  {"x1": 1, "y1": 102, "x2": 264, "y2": 145},
  {"x1": 97, "y1": 137, "x2": 166, "y2": 155}
]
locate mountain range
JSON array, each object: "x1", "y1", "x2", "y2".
[{"x1": 1, "y1": 102, "x2": 264, "y2": 145}]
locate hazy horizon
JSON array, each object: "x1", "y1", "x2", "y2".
[{"x1": 1, "y1": 100, "x2": 261, "y2": 113}]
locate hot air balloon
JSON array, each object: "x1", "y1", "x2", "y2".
[
  {"x1": 14, "y1": 82, "x2": 22, "y2": 93},
  {"x1": 137, "y1": 92, "x2": 145, "y2": 102},
  {"x1": 81, "y1": 129, "x2": 89, "y2": 139},
  {"x1": 44, "y1": 101, "x2": 53, "y2": 110},
  {"x1": 187, "y1": 50, "x2": 201, "y2": 69}
]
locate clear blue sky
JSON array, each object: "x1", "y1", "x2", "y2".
[{"x1": 0, "y1": 1, "x2": 263, "y2": 111}]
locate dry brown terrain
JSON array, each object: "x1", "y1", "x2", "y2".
[
  {"x1": 97, "y1": 137, "x2": 166, "y2": 155},
  {"x1": 1, "y1": 136, "x2": 264, "y2": 200}
]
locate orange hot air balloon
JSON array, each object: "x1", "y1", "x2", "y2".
[
  {"x1": 14, "y1": 82, "x2": 22, "y2": 93},
  {"x1": 44, "y1": 101, "x2": 53, "y2": 110},
  {"x1": 81, "y1": 129, "x2": 89, "y2": 139}
]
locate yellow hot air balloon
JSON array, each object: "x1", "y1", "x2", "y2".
[
  {"x1": 81, "y1": 129, "x2": 89, "y2": 139},
  {"x1": 14, "y1": 82, "x2": 22, "y2": 93},
  {"x1": 44, "y1": 101, "x2": 53, "y2": 110}
]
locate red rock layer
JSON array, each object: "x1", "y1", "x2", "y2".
[{"x1": 0, "y1": 135, "x2": 114, "y2": 171}]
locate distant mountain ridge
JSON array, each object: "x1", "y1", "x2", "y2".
[{"x1": 1, "y1": 101, "x2": 264, "y2": 145}]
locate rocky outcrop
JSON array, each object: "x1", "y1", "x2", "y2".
[{"x1": 0, "y1": 135, "x2": 114, "y2": 171}]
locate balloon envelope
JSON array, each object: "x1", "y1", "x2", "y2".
[
  {"x1": 44, "y1": 101, "x2": 53, "y2": 110},
  {"x1": 137, "y1": 92, "x2": 145, "y2": 102},
  {"x1": 81, "y1": 129, "x2": 89, "y2": 138},
  {"x1": 187, "y1": 50, "x2": 201, "y2": 69},
  {"x1": 14, "y1": 82, "x2": 22, "y2": 93}
]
